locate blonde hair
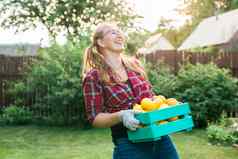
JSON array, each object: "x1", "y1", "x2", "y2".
[{"x1": 82, "y1": 22, "x2": 147, "y2": 84}]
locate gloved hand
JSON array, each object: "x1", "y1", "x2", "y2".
[{"x1": 118, "y1": 110, "x2": 141, "y2": 131}]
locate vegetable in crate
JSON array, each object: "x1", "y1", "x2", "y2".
[
  {"x1": 128, "y1": 102, "x2": 194, "y2": 143},
  {"x1": 133, "y1": 95, "x2": 180, "y2": 112},
  {"x1": 133, "y1": 95, "x2": 180, "y2": 124}
]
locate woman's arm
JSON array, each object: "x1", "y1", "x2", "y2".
[
  {"x1": 83, "y1": 70, "x2": 140, "y2": 130},
  {"x1": 92, "y1": 110, "x2": 141, "y2": 131},
  {"x1": 92, "y1": 112, "x2": 121, "y2": 128}
]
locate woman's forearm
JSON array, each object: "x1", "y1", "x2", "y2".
[{"x1": 92, "y1": 112, "x2": 121, "y2": 128}]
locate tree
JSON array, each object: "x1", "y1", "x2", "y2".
[
  {"x1": 0, "y1": 0, "x2": 139, "y2": 40},
  {"x1": 215, "y1": 0, "x2": 238, "y2": 11},
  {"x1": 153, "y1": 0, "x2": 238, "y2": 48},
  {"x1": 178, "y1": 0, "x2": 215, "y2": 26},
  {"x1": 126, "y1": 29, "x2": 151, "y2": 55},
  {"x1": 154, "y1": 17, "x2": 180, "y2": 48},
  {"x1": 178, "y1": 0, "x2": 238, "y2": 29}
]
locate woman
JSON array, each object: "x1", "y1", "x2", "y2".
[{"x1": 82, "y1": 22, "x2": 180, "y2": 159}]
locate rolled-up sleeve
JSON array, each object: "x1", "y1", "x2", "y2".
[{"x1": 83, "y1": 72, "x2": 104, "y2": 124}]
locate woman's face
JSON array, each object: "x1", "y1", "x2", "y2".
[{"x1": 98, "y1": 25, "x2": 125, "y2": 53}]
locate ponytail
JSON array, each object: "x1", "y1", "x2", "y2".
[
  {"x1": 82, "y1": 45, "x2": 110, "y2": 82},
  {"x1": 82, "y1": 47, "x2": 92, "y2": 79}
]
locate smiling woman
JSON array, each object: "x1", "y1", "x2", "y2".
[{"x1": 82, "y1": 22, "x2": 180, "y2": 159}]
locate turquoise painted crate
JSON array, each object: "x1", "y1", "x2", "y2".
[{"x1": 127, "y1": 103, "x2": 194, "y2": 143}]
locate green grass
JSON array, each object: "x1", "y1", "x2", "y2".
[
  {"x1": 173, "y1": 130, "x2": 238, "y2": 159},
  {"x1": 0, "y1": 126, "x2": 237, "y2": 159}
]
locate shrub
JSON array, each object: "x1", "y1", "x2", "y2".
[
  {"x1": 207, "y1": 125, "x2": 237, "y2": 145},
  {"x1": 2, "y1": 105, "x2": 32, "y2": 125},
  {"x1": 145, "y1": 61, "x2": 177, "y2": 98},
  {"x1": 207, "y1": 118, "x2": 238, "y2": 145},
  {"x1": 175, "y1": 63, "x2": 238, "y2": 128},
  {"x1": 8, "y1": 39, "x2": 90, "y2": 126}
]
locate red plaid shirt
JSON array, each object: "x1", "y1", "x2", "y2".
[{"x1": 83, "y1": 67, "x2": 154, "y2": 124}]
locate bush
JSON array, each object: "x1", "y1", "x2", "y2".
[
  {"x1": 207, "y1": 118, "x2": 238, "y2": 145},
  {"x1": 175, "y1": 63, "x2": 238, "y2": 128},
  {"x1": 145, "y1": 61, "x2": 177, "y2": 98},
  {"x1": 8, "y1": 39, "x2": 90, "y2": 126},
  {"x1": 207, "y1": 125, "x2": 237, "y2": 145},
  {"x1": 1, "y1": 105, "x2": 32, "y2": 125}
]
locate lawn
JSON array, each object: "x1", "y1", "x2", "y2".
[{"x1": 0, "y1": 126, "x2": 237, "y2": 159}]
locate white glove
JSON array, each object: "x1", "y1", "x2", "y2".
[{"x1": 118, "y1": 110, "x2": 141, "y2": 131}]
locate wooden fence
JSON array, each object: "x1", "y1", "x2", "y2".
[
  {"x1": 144, "y1": 51, "x2": 238, "y2": 77},
  {"x1": 1, "y1": 52, "x2": 238, "y2": 117},
  {"x1": 0, "y1": 55, "x2": 34, "y2": 107},
  {"x1": 0, "y1": 55, "x2": 82, "y2": 121}
]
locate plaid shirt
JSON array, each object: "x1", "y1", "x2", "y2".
[{"x1": 83, "y1": 67, "x2": 154, "y2": 124}]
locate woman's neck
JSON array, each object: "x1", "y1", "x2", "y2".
[
  {"x1": 103, "y1": 51, "x2": 128, "y2": 82},
  {"x1": 103, "y1": 52, "x2": 123, "y2": 70}
]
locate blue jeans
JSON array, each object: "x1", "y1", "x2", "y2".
[{"x1": 113, "y1": 136, "x2": 179, "y2": 159}]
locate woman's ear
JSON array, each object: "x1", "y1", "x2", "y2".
[{"x1": 97, "y1": 39, "x2": 105, "y2": 48}]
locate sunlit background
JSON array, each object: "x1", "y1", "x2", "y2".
[
  {"x1": 130, "y1": 0, "x2": 187, "y2": 31},
  {"x1": 0, "y1": 0, "x2": 186, "y2": 46}
]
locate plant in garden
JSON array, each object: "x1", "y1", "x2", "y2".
[
  {"x1": 1, "y1": 105, "x2": 32, "y2": 125},
  {"x1": 207, "y1": 125, "x2": 238, "y2": 145},
  {"x1": 207, "y1": 117, "x2": 238, "y2": 145},
  {"x1": 145, "y1": 61, "x2": 177, "y2": 98},
  {"x1": 8, "y1": 39, "x2": 89, "y2": 126},
  {"x1": 126, "y1": 30, "x2": 151, "y2": 55},
  {"x1": 175, "y1": 63, "x2": 238, "y2": 128}
]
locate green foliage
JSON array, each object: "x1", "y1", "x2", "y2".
[
  {"x1": 207, "y1": 125, "x2": 238, "y2": 145},
  {"x1": 175, "y1": 63, "x2": 238, "y2": 128},
  {"x1": 179, "y1": 0, "x2": 216, "y2": 25},
  {"x1": 145, "y1": 61, "x2": 177, "y2": 98},
  {"x1": 154, "y1": 17, "x2": 182, "y2": 48},
  {"x1": 153, "y1": 0, "x2": 217, "y2": 48},
  {"x1": 207, "y1": 117, "x2": 238, "y2": 145},
  {"x1": 1, "y1": 105, "x2": 32, "y2": 125},
  {"x1": 153, "y1": 17, "x2": 196, "y2": 48},
  {"x1": 159, "y1": 0, "x2": 238, "y2": 48},
  {"x1": 178, "y1": 0, "x2": 238, "y2": 30},
  {"x1": 0, "y1": 0, "x2": 138, "y2": 39},
  {"x1": 178, "y1": 0, "x2": 238, "y2": 28},
  {"x1": 220, "y1": 0, "x2": 238, "y2": 11},
  {"x1": 189, "y1": 46, "x2": 219, "y2": 53},
  {"x1": 9, "y1": 39, "x2": 89, "y2": 126},
  {"x1": 126, "y1": 29, "x2": 151, "y2": 55}
]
